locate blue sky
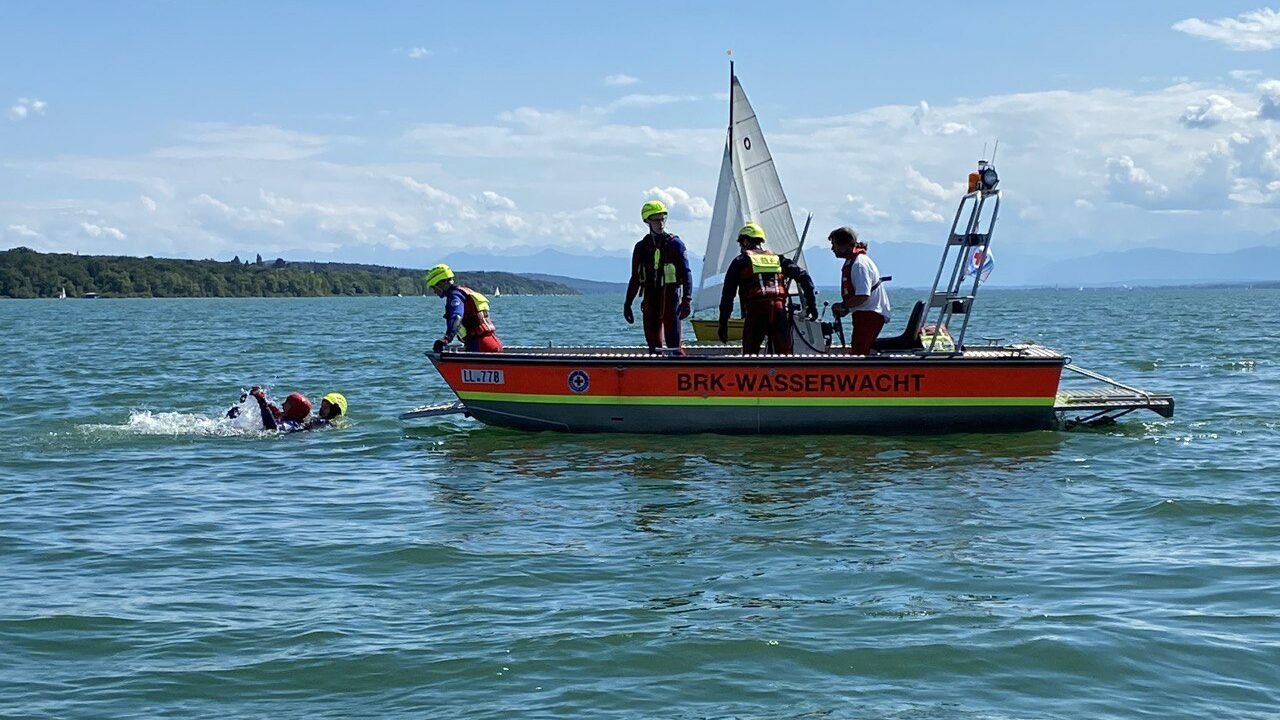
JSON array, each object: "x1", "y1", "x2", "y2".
[{"x1": 2, "y1": 2, "x2": 1279, "y2": 274}]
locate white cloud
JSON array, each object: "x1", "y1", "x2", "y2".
[
  {"x1": 1173, "y1": 8, "x2": 1280, "y2": 51},
  {"x1": 1179, "y1": 94, "x2": 1253, "y2": 127},
  {"x1": 154, "y1": 123, "x2": 359, "y2": 160},
  {"x1": 845, "y1": 195, "x2": 890, "y2": 221},
  {"x1": 1106, "y1": 155, "x2": 1170, "y2": 205},
  {"x1": 904, "y1": 166, "x2": 951, "y2": 200},
  {"x1": 80, "y1": 222, "x2": 126, "y2": 241},
  {"x1": 474, "y1": 190, "x2": 516, "y2": 210},
  {"x1": 910, "y1": 100, "x2": 974, "y2": 136},
  {"x1": 192, "y1": 192, "x2": 285, "y2": 228},
  {"x1": 604, "y1": 74, "x2": 639, "y2": 87},
  {"x1": 140, "y1": 195, "x2": 158, "y2": 212},
  {"x1": 8, "y1": 97, "x2": 47, "y2": 121},
  {"x1": 6, "y1": 224, "x2": 40, "y2": 238},
  {"x1": 643, "y1": 186, "x2": 712, "y2": 221},
  {"x1": 399, "y1": 176, "x2": 473, "y2": 216},
  {"x1": 407, "y1": 47, "x2": 433, "y2": 59},
  {"x1": 909, "y1": 209, "x2": 945, "y2": 223},
  {"x1": 1260, "y1": 80, "x2": 1280, "y2": 120},
  {"x1": 605, "y1": 94, "x2": 699, "y2": 111},
  {"x1": 405, "y1": 106, "x2": 716, "y2": 159},
  {"x1": 10, "y1": 78, "x2": 1280, "y2": 264},
  {"x1": 1230, "y1": 69, "x2": 1265, "y2": 81}
]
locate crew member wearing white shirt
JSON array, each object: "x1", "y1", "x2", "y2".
[{"x1": 829, "y1": 226, "x2": 891, "y2": 355}]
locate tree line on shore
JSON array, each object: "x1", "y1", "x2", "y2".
[{"x1": 0, "y1": 248, "x2": 579, "y2": 298}]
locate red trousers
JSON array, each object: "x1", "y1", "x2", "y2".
[
  {"x1": 464, "y1": 333, "x2": 503, "y2": 352},
  {"x1": 641, "y1": 293, "x2": 683, "y2": 351},
  {"x1": 742, "y1": 300, "x2": 792, "y2": 355},
  {"x1": 850, "y1": 311, "x2": 886, "y2": 355}
]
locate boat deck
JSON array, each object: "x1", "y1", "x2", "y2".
[
  {"x1": 437, "y1": 343, "x2": 1065, "y2": 362},
  {"x1": 1054, "y1": 388, "x2": 1175, "y2": 421}
]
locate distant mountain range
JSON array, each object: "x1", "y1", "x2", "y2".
[{"x1": 448, "y1": 243, "x2": 1280, "y2": 289}]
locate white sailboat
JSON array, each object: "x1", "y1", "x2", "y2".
[
  {"x1": 57, "y1": 287, "x2": 66, "y2": 299},
  {"x1": 691, "y1": 63, "x2": 811, "y2": 342}
]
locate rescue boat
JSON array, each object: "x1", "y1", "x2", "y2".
[
  {"x1": 403, "y1": 67, "x2": 1175, "y2": 434},
  {"x1": 404, "y1": 165, "x2": 1175, "y2": 433},
  {"x1": 409, "y1": 341, "x2": 1172, "y2": 433}
]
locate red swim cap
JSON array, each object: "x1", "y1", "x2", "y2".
[{"x1": 282, "y1": 393, "x2": 312, "y2": 421}]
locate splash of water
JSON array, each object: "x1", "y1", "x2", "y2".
[{"x1": 83, "y1": 396, "x2": 267, "y2": 437}]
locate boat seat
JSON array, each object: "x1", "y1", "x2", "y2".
[{"x1": 872, "y1": 300, "x2": 925, "y2": 351}]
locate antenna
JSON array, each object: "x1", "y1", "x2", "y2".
[
  {"x1": 981, "y1": 142, "x2": 988, "y2": 161},
  {"x1": 990, "y1": 138, "x2": 1000, "y2": 164}
]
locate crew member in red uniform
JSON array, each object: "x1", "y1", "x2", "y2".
[
  {"x1": 425, "y1": 263, "x2": 503, "y2": 353},
  {"x1": 828, "y1": 226, "x2": 891, "y2": 355},
  {"x1": 623, "y1": 200, "x2": 692, "y2": 353},
  {"x1": 717, "y1": 222, "x2": 817, "y2": 354}
]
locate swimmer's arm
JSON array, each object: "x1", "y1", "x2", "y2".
[{"x1": 253, "y1": 392, "x2": 278, "y2": 431}]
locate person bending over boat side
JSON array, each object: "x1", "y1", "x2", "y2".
[
  {"x1": 623, "y1": 200, "x2": 692, "y2": 354},
  {"x1": 425, "y1": 263, "x2": 503, "y2": 353},
  {"x1": 718, "y1": 222, "x2": 817, "y2": 354},
  {"x1": 237, "y1": 386, "x2": 347, "y2": 432},
  {"x1": 828, "y1": 226, "x2": 891, "y2": 355}
]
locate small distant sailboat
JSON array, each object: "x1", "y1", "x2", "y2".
[
  {"x1": 691, "y1": 62, "x2": 811, "y2": 343},
  {"x1": 493, "y1": 286, "x2": 501, "y2": 297},
  {"x1": 57, "y1": 287, "x2": 66, "y2": 299}
]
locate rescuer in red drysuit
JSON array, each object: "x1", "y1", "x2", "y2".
[
  {"x1": 623, "y1": 200, "x2": 692, "y2": 354},
  {"x1": 828, "y1": 226, "x2": 891, "y2": 355},
  {"x1": 425, "y1": 263, "x2": 503, "y2": 353},
  {"x1": 717, "y1": 221, "x2": 817, "y2": 354}
]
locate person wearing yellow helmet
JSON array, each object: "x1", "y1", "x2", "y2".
[
  {"x1": 424, "y1": 263, "x2": 503, "y2": 353},
  {"x1": 226, "y1": 387, "x2": 347, "y2": 432},
  {"x1": 717, "y1": 221, "x2": 817, "y2": 354},
  {"x1": 624, "y1": 200, "x2": 693, "y2": 353}
]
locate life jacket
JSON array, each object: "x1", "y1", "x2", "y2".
[
  {"x1": 638, "y1": 234, "x2": 681, "y2": 293},
  {"x1": 840, "y1": 249, "x2": 885, "y2": 307},
  {"x1": 737, "y1": 249, "x2": 786, "y2": 305},
  {"x1": 447, "y1": 286, "x2": 496, "y2": 339}
]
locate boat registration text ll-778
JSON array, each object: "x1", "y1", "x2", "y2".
[{"x1": 461, "y1": 369, "x2": 505, "y2": 384}]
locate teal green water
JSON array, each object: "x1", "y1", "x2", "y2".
[{"x1": 2, "y1": 289, "x2": 1278, "y2": 719}]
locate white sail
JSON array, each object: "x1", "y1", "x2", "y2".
[
  {"x1": 693, "y1": 141, "x2": 744, "y2": 312},
  {"x1": 694, "y1": 73, "x2": 805, "y2": 314}
]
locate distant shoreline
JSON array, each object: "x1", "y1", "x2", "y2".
[
  {"x1": 5, "y1": 247, "x2": 1275, "y2": 299},
  {"x1": 0, "y1": 247, "x2": 593, "y2": 299}
]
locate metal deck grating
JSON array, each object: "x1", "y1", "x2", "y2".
[{"x1": 1054, "y1": 388, "x2": 1175, "y2": 418}]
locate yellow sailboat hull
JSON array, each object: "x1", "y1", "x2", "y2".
[{"x1": 691, "y1": 318, "x2": 743, "y2": 343}]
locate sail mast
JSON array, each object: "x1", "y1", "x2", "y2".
[
  {"x1": 697, "y1": 56, "x2": 736, "y2": 312},
  {"x1": 728, "y1": 57, "x2": 734, "y2": 165}
]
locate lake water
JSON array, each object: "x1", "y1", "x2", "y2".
[{"x1": 2, "y1": 289, "x2": 1278, "y2": 719}]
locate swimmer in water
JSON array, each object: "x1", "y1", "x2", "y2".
[{"x1": 229, "y1": 386, "x2": 347, "y2": 432}]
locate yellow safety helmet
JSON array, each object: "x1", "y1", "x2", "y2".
[
  {"x1": 424, "y1": 263, "x2": 454, "y2": 289},
  {"x1": 321, "y1": 392, "x2": 347, "y2": 417},
  {"x1": 641, "y1": 200, "x2": 668, "y2": 221},
  {"x1": 738, "y1": 222, "x2": 766, "y2": 240}
]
